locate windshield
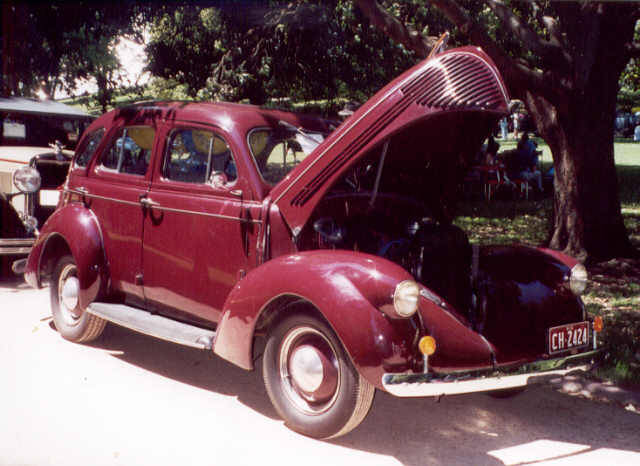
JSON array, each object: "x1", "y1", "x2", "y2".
[
  {"x1": 248, "y1": 126, "x2": 324, "y2": 186},
  {"x1": 1, "y1": 112, "x2": 92, "y2": 149}
]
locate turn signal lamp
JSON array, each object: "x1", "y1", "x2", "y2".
[
  {"x1": 593, "y1": 316, "x2": 604, "y2": 332},
  {"x1": 419, "y1": 336, "x2": 437, "y2": 356}
]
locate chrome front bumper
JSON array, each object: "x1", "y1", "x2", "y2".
[
  {"x1": 382, "y1": 350, "x2": 602, "y2": 397},
  {"x1": 0, "y1": 238, "x2": 34, "y2": 255}
]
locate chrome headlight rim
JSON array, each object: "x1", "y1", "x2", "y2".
[
  {"x1": 393, "y1": 280, "x2": 420, "y2": 318},
  {"x1": 569, "y1": 263, "x2": 588, "y2": 295},
  {"x1": 13, "y1": 166, "x2": 41, "y2": 193}
]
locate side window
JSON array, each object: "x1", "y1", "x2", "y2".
[
  {"x1": 74, "y1": 128, "x2": 105, "y2": 167},
  {"x1": 100, "y1": 126, "x2": 155, "y2": 176},
  {"x1": 164, "y1": 128, "x2": 237, "y2": 185},
  {"x1": 248, "y1": 128, "x2": 315, "y2": 185}
]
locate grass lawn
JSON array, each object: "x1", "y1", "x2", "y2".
[{"x1": 456, "y1": 139, "x2": 640, "y2": 388}]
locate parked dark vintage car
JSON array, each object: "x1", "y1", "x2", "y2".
[
  {"x1": 24, "y1": 46, "x2": 602, "y2": 438},
  {"x1": 0, "y1": 97, "x2": 93, "y2": 275}
]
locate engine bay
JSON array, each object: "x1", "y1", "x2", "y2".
[{"x1": 298, "y1": 130, "x2": 476, "y2": 315}]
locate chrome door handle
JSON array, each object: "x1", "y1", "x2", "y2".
[
  {"x1": 140, "y1": 197, "x2": 160, "y2": 208},
  {"x1": 76, "y1": 187, "x2": 88, "y2": 195}
]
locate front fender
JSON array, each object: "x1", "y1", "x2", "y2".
[
  {"x1": 476, "y1": 245, "x2": 585, "y2": 359},
  {"x1": 213, "y1": 250, "x2": 418, "y2": 390},
  {"x1": 25, "y1": 204, "x2": 106, "y2": 308}
]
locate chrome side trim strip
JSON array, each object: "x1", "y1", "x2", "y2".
[
  {"x1": 66, "y1": 189, "x2": 141, "y2": 207},
  {"x1": 147, "y1": 203, "x2": 262, "y2": 224},
  {"x1": 382, "y1": 349, "x2": 602, "y2": 398},
  {"x1": 65, "y1": 188, "x2": 262, "y2": 224}
]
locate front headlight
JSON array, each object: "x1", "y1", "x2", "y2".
[
  {"x1": 13, "y1": 166, "x2": 41, "y2": 193},
  {"x1": 569, "y1": 263, "x2": 588, "y2": 295},
  {"x1": 393, "y1": 280, "x2": 420, "y2": 317}
]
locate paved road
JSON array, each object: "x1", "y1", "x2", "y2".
[{"x1": 1, "y1": 278, "x2": 639, "y2": 466}]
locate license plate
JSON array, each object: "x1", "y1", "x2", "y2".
[{"x1": 547, "y1": 321, "x2": 590, "y2": 354}]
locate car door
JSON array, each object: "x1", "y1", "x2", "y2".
[
  {"x1": 141, "y1": 123, "x2": 255, "y2": 324},
  {"x1": 81, "y1": 123, "x2": 157, "y2": 303}
]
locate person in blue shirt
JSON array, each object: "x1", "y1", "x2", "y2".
[{"x1": 515, "y1": 133, "x2": 543, "y2": 192}]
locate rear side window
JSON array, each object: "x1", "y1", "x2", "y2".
[
  {"x1": 164, "y1": 128, "x2": 237, "y2": 184},
  {"x1": 100, "y1": 126, "x2": 155, "y2": 176},
  {"x1": 74, "y1": 128, "x2": 105, "y2": 167}
]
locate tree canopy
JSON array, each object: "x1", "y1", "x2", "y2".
[
  {"x1": 1, "y1": 1, "x2": 154, "y2": 113},
  {"x1": 2, "y1": 1, "x2": 639, "y2": 261},
  {"x1": 144, "y1": 1, "x2": 420, "y2": 107}
]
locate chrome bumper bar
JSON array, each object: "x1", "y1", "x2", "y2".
[
  {"x1": 382, "y1": 350, "x2": 602, "y2": 397},
  {"x1": 0, "y1": 238, "x2": 34, "y2": 255}
]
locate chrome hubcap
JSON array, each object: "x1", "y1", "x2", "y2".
[
  {"x1": 58, "y1": 264, "x2": 81, "y2": 325},
  {"x1": 289, "y1": 345, "x2": 324, "y2": 393},
  {"x1": 279, "y1": 326, "x2": 340, "y2": 415},
  {"x1": 61, "y1": 276, "x2": 79, "y2": 310}
]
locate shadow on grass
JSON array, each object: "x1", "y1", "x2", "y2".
[{"x1": 619, "y1": 166, "x2": 640, "y2": 204}]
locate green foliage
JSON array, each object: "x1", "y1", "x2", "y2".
[
  {"x1": 146, "y1": 7, "x2": 228, "y2": 98},
  {"x1": 1, "y1": 2, "x2": 147, "y2": 110},
  {"x1": 143, "y1": 1, "x2": 423, "y2": 105},
  {"x1": 619, "y1": 19, "x2": 640, "y2": 94}
]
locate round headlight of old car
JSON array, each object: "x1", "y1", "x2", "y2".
[
  {"x1": 13, "y1": 166, "x2": 41, "y2": 193},
  {"x1": 393, "y1": 280, "x2": 420, "y2": 317},
  {"x1": 569, "y1": 263, "x2": 588, "y2": 295}
]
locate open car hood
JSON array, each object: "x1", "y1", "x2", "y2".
[{"x1": 269, "y1": 46, "x2": 510, "y2": 235}]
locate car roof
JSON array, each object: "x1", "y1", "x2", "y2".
[{"x1": 95, "y1": 101, "x2": 333, "y2": 136}]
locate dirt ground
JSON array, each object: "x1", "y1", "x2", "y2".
[{"x1": 1, "y1": 278, "x2": 639, "y2": 466}]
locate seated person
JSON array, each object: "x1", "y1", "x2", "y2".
[
  {"x1": 484, "y1": 136, "x2": 499, "y2": 165},
  {"x1": 513, "y1": 133, "x2": 543, "y2": 192}
]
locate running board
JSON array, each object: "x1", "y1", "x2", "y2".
[{"x1": 87, "y1": 302, "x2": 216, "y2": 350}]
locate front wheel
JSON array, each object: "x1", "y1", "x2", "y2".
[
  {"x1": 263, "y1": 314, "x2": 375, "y2": 439},
  {"x1": 50, "y1": 255, "x2": 106, "y2": 342}
]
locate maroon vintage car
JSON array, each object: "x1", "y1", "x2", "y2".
[{"x1": 24, "y1": 46, "x2": 601, "y2": 438}]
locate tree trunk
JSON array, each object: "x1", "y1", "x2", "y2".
[
  {"x1": 524, "y1": 9, "x2": 637, "y2": 262},
  {"x1": 528, "y1": 93, "x2": 633, "y2": 261}
]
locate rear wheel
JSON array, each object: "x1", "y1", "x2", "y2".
[
  {"x1": 50, "y1": 255, "x2": 106, "y2": 342},
  {"x1": 263, "y1": 314, "x2": 375, "y2": 439}
]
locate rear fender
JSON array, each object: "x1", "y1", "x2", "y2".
[
  {"x1": 213, "y1": 250, "x2": 419, "y2": 390},
  {"x1": 25, "y1": 204, "x2": 106, "y2": 307}
]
